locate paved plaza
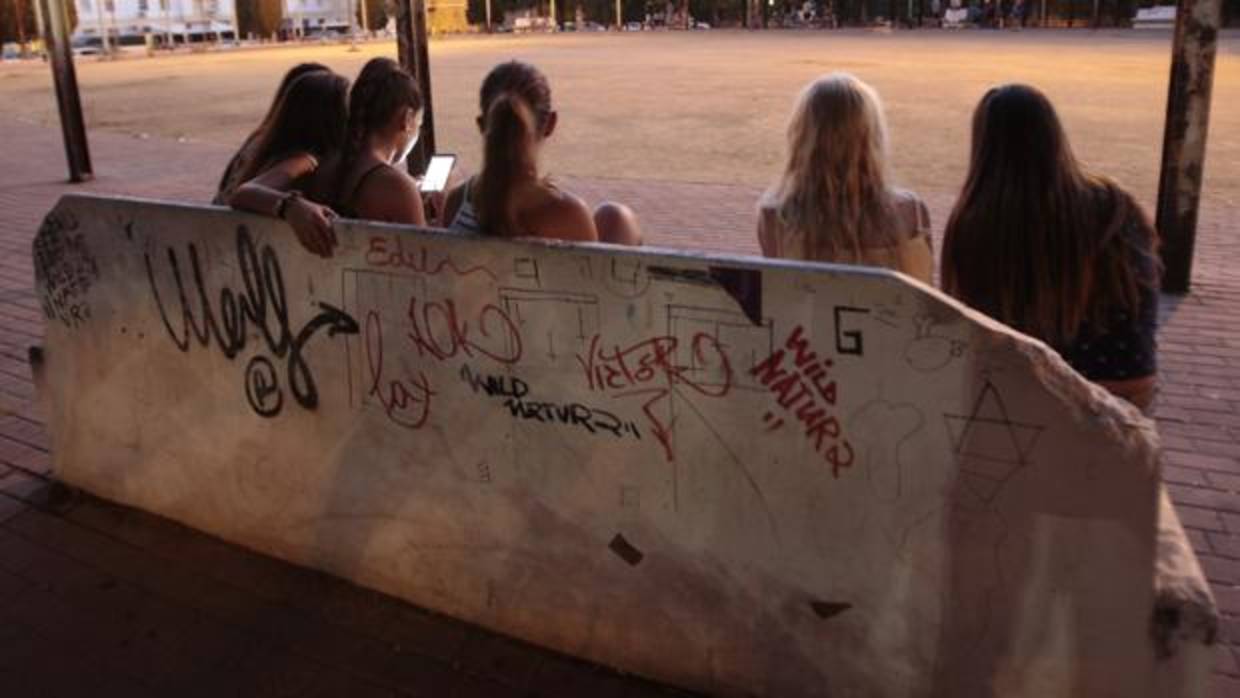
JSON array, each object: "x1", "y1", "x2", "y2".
[{"x1": 0, "y1": 28, "x2": 1238, "y2": 695}]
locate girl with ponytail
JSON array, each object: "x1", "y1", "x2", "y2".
[
  {"x1": 444, "y1": 61, "x2": 642, "y2": 245},
  {"x1": 331, "y1": 57, "x2": 428, "y2": 226}
]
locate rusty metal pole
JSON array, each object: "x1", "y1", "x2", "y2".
[
  {"x1": 396, "y1": 0, "x2": 435, "y2": 175},
  {"x1": 1155, "y1": 0, "x2": 1222, "y2": 293},
  {"x1": 38, "y1": 0, "x2": 93, "y2": 183}
]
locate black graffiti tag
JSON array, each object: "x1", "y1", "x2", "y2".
[{"x1": 145, "y1": 224, "x2": 359, "y2": 417}]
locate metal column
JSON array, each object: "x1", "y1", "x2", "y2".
[
  {"x1": 1155, "y1": 0, "x2": 1222, "y2": 293},
  {"x1": 38, "y1": 0, "x2": 93, "y2": 183},
  {"x1": 396, "y1": 0, "x2": 436, "y2": 175}
]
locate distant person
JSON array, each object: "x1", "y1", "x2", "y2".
[
  {"x1": 443, "y1": 60, "x2": 643, "y2": 245},
  {"x1": 227, "y1": 70, "x2": 350, "y2": 257},
  {"x1": 329, "y1": 57, "x2": 430, "y2": 227},
  {"x1": 941, "y1": 84, "x2": 1161, "y2": 409},
  {"x1": 213, "y1": 62, "x2": 329, "y2": 205},
  {"x1": 757, "y1": 72, "x2": 933, "y2": 283},
  {"x1": 1009, "y1": 0, "x2": 1027, "y2": 28}
]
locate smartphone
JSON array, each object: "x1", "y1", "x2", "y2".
[{"x1": 420, "y1": 154, "x2": 456, "y2": 193}]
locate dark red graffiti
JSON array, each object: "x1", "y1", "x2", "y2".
[
  {"x1": 751, "y1": 325, "x2": 854, "y2": 477},
  {"x1": 365, "y1": 310, "x2": 435, "y2": 430},
  {"x1": 577, "y1": 332, "x2": 732, "y2": 461},
  {"x1": 366, "y1": 235, "x2": 497, "y2": 281},
  {"x1": 406, "y1": 296, "x2": 522, "y2": 365}
]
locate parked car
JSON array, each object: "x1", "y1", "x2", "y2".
[
  {"x1": 624, "y1": 21, "x2": 643, "y2": 31},
  {"x1": 70, "y1": 37, "x2": 104, "y2": 56}
]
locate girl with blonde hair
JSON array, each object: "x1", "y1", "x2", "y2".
[{"x1": 758, "y1": 73, "x2": 932, "y2": 282}]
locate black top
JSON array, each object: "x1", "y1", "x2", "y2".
[
  {"x1": 335, "y1": 161, "x2": 391, "y2": 219},
  {"x1": 1053, "y1": 216, "x2": 1159, "y2": 382}
]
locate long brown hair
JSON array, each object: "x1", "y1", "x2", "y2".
[
  {"x1": 473, "y1": 61, "x2": 553, "y2": 237},
  {"x1": 216, "y1": 62, "x2": 330, "y2": 200},
  {"x1": 335, "y1": 58, "x2": 423, "y2": 207},
  {"x1": 233, "y1": 70, "x2": 349, "y2": 185},
  {"x1": 764, "y1": 72, "x2": 898, "y2": 260},
  {"x1": 941, "y1": 84, "x2": 1159, "y2": 344}
]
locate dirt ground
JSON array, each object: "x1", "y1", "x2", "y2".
[{"x1": 1, "y1": 29, "x2": 1237, "y2": 208}]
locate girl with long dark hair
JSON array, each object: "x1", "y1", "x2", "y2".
[
  {"x1": 941, "y1": 84, "x2": 1161, "y2": 408},
  {"x1": 214, "y1": 62, "x2": 329, "y2": 205},
  {"x1": 443, "y1": 61, "x2": 642, "y2": 244},
  {"x1": 227, "y1": 69, "x2": 350, "y2": 257}
]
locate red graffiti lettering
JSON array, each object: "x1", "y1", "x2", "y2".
[
  {"x1": 577, "y1": 332, "x2": 732, "y2": 461},
  {"x1": 750, "y1": 325, "x2": 852, "y2": 478},
  {"x1": 365, "y1": 311, "x2": 435, "y2": 430},
  {"x1": 366, "y1": 236, "x2": 497, "y2": 281},
  {"x1": 406, "y1": 296, "x2": 523, "y2": 365}
]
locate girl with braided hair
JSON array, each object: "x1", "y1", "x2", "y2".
[
  {"x1": 331, "y1": 57, "x2": 429, "y2": 226},
  {"x1": 443, "y1": 60, "x2": 642, "y2": 245}
]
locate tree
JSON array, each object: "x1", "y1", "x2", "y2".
[
  {"x1": 236, "y1": 0, "x2": 283, "y2": 38},
  {"x1": 0, "y1": 0, "x2": 37, "y2": 45},
  {"x1": 358, "y1": 0, "x2": 388, "y2": 30}
]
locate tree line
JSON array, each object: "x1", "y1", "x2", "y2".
[{"x1": 1, "y1": 0, "x2": 76, "y2": 45}]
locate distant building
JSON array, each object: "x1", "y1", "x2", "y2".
[
  {"x1": 284, "y1": 0, "x2": 352, "y2": 37},
  {"x1": 428, "y1": 0, "x2": 469, "y2": 33},
  {"x1": 72, "y1": 0, "x2": 465, "y2": 43},
  {"x1": 73, "y1": 0, "x2": 237, "y2": 42}
]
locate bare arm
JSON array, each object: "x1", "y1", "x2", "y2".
[
  {"x1": 1098, "y1": 375, "x2": 1157, "y2": 412},
  {"x1": 441, "y1": 183, "x2": 466, "y2": 229},
  {"x1": 228, "y1": 154, "x2": 318, "y2": 216},
  {"x1": 530, "y1": 192, "x2": 598, "y2": 243},
  {"x1": 229, "y1": 154, "x2": 338, "y2": 257}
]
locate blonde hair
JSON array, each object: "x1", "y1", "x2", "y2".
[{"x1": 765, "y1": 73, "x2": 898, "y2": 260}]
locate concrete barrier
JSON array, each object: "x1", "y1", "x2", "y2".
[{"x1": 31, "y1": 194, "x2": 1215, "y2": 696}]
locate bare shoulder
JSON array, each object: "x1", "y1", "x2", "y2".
[
  {"x1": 888, "y1": 187, "x2": 931, "y2": 238},
  {"x1": 368, "y1": 165, "x2": 420, "y2": 197},
  {"x1": 358, "y1": 165, "x2": 425, "y2": 225},
  {"x1": 524, "y1": 185, "x2": 596, "y2": 242}
]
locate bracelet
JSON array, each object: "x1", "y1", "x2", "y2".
[{"x1": 275, "y1": 191, "x2": 303, "y2": 219}]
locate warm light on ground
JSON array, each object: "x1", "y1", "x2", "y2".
[{"x1": 1, "y1": 29, "x2": 1237, "y2": 208}]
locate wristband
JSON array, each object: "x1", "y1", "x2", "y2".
[{"x1": 275, "y1": 191, "x2": 303, "y2": 219}]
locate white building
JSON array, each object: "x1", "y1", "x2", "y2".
[
  {"x1": 284, "y1": 0, "x2": 353, "y2": 37},
  {"x1": 74, "y1": 0, "x2": 237, "y2": 42},
  {"x1": 72, "y1": 0, "x2": 355, "y2": 42}
]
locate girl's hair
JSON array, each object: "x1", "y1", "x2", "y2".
[
  {"x1": 941, "y1": 84, "x2": 1159, "y2": 344},
  {"x1": 216, "y1": 62, "x2": 330, "y2": 198},
  {"x1": 764, "y1": 73, "x2": 897, "y2": 260},
  {"x1": 335, "y1": 58, "x2": 423, "y2": 204},
  {"x1": 234, "y1": 70, "x2": 349, "y2": 184},
  {"x1": 473, "y1": 61, "x2": 553, "y2": 237}
]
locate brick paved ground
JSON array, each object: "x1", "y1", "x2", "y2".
[{"x1": 1, "y1": 117, "x2": 1238, "y2": 695}]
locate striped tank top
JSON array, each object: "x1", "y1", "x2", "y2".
[{"x1": 449, "y1": 179, "x2": 482, "y2": 234}]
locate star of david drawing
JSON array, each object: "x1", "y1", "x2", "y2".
[{"x1": 943, "y1": 379, "x2": 1045, "y2": 504}]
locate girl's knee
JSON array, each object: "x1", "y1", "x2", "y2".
[{"x1": 594, "y1": 202, "x2": 643, "y2": 246}]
